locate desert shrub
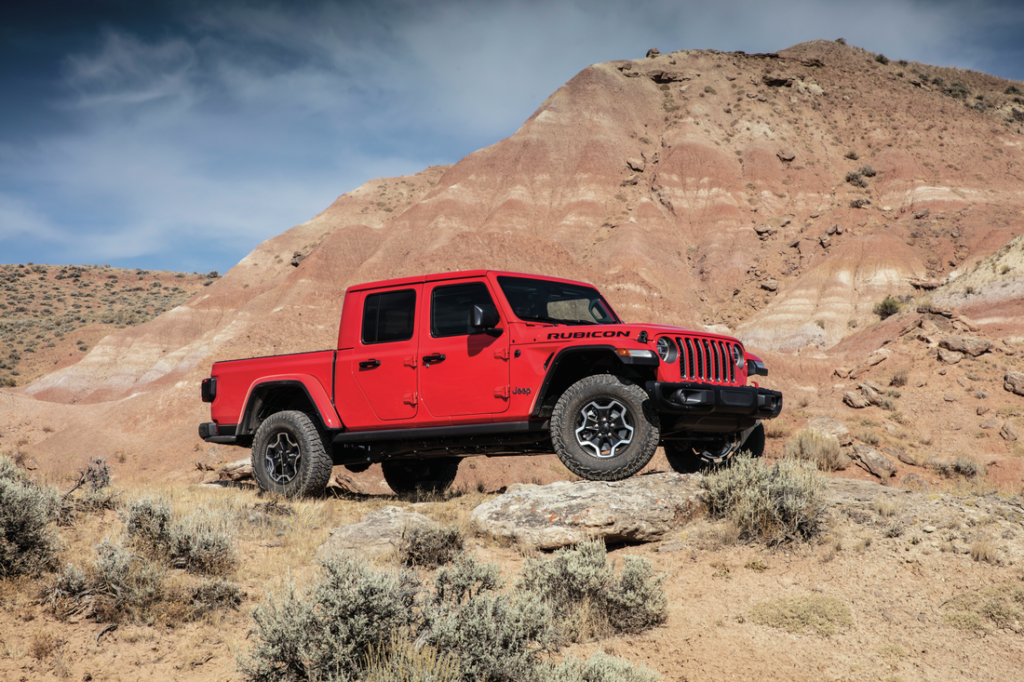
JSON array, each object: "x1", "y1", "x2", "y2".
[
  {"x1": 845, "y1": 171, "x2": 868, "y2": 188},
  {"x1": 186, "y1": 577, "x2": 243, "y2": 617},
  {"x1": 764, "y1": 420, "x2": 791, "y2": 440},
  {"x1": 701, "y1": 454, "x2": 827, "y2": 544},
  {"x1": 82, "y1": 458, "x2": 111, "y2": 491},
  {"x1": 0, "y1": 461, "x2": 61, "y2": 577},
  {"x1": 91, "y1": 542, "x2": 166, "y2": 622},
  {"x1": 169, "y1": 510, "x2": 237, "y2": 575},
  {"x1": 432, "y1": 552, "x2": 503, "y2": 606},
  {"x1": 240, "y1": 555, "x2": 421, "y2": 682},
  {"x1": 784, "y1": 430, "x2": 845, "y2": 471},
  {"x1": 936, "y1": 456, "x2": 986, "y2": 480},
  {"x1": 537, "y1": 653, "x2": 660, "y2": 682},
  {"x1": 874, "y1": 53, "x2": 890, "y2": 65},
  {"x1": 945, "y1": 81, "x2": 970, "y2": 99},
  {"x1": 604, "y1": 557, "x2": 668, "y2": 634},
  {"x1": 849, "y1": 198, "x2": 871, "y2": 209},
  {"x1": 124, "y1": 497, "x2": 173, "y2": 553},
  {"x1": 517, "y1": 540, "x2": 666, "y2": 640},
  {"x1": 401, "y1": 524, "x2": 465, "y2": 568},
  {"x1": 427, "y1": 589, "x2": 555, "y2": 682},
  {"x1": 1007, "y1": 85, "x2": 1023, "y2": 95},
  {"x1": 751, "y1": 595, "x2": 851, "y2": 636},
  {"x1": 889, "y1": 369, "x2": 908, "y2": 387},
  {"x1": 844, "y1": 149, "x2": 859, "y2": 160},
  {"x1": 854, "y1": 427, "x2": 880, "y2": 446},
  {"x1": 873, "y1": 295, "x2": 901, "y2": 319},
  {"x1": 0, "y1": 452, "x2": 29, "y2": 483},
  {"x1": 835, "y1": 37, "x2": 846, "y2": 45},
  {"x1": 858, "y1": 164, "x2": 877, "y2": 177}
]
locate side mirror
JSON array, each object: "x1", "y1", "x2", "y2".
[{"x1": 471, "y1": 303, "x2": 500, "y2": 330}]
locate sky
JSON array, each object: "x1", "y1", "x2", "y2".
[{"x1": 2, "y1": 0, "x2": 1023, "y2": 275}]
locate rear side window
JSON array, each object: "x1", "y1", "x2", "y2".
[
  {"x1": 431, "y1": 282, "x2": 496, "y2": 337},
  {"x1": 361, "y1": 289, "x2": 416, "y2": 344}
]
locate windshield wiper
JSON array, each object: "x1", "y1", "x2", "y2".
[{"x1": 517, "y1": 315, "x2": 596, "y2": 326}]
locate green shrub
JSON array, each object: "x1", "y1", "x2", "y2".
[
  {"x1": 538, "y1": 653, "x2": 660, "y2": 682},
  {"x1": 517, "y1": 540, "x2": 666, "y2": 640},
  {"x1": 784, "y1": 430, "x2": 846, "y2": 471},
  {"x1": 873, "y1": 295, "x2": 901, "y2": 319},
  {"x1": 0, "y1": 461, "x2": 61, "y2": 577},
  {"x1": 701, "y1": 455, "x2": 827, "y2": 544},
  {"x1": 240, "y1": 555, "x2": 421, "y2": 682},
  {"x1": 402, "y1": 524, "x2": 465, "y2": 568}
]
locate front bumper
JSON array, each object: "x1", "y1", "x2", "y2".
[{"x1": 646, "y1": 382, "x2": 783, "y2": 418}]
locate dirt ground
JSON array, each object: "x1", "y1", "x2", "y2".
[{"x1": 2, "y1": 474, "x2": 1023, "y2": 682}]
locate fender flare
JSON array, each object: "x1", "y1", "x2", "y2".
[
  {"x1": 237, "y1": 374, "x2": 342, "y2": 434},
  {"x1": 529, "y1": 344, "x2": 658, "y2": 417}
]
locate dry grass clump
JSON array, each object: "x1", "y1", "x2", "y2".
[
  {"x1": 943, "y1": 584, "x2": 1024, "y2": 632},
  {"x1": 124, "y1": 497, "x2": 237, "y2": 575},
  {"x1": 763, "y1": 420, "x2": 792, "y2": 440},
  {"x1": 701, "y1": 454, "x2": 827, "y2": 545},
  {"x1": 969, "y1": 537, "x2": 999, "y2": 564},
  {"x1": 854, "y1": 427, "x2": 880, "y2": 446},
  {"x1": 783, "y1": 430, "x2": 848, "y2": 471},
  {"x1": 401, "y1": 524, "x2": 465, "y2": 569},
  {"x1": 889, "y1": 369, "x2": 909, "y2": 387},
  {"x1": 751, "y1": 595, "x2": 852, "y2": 637}
]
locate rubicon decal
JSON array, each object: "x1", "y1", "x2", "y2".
[{"x1": 547, "y1": 330, "x2": 631, "y2": 340}]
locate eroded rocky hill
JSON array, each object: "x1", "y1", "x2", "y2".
[{"x1": 3, "y1": 39, "x2": 1024, "y2": 490}]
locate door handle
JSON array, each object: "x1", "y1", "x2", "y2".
[
  {"x1": 422, "y1": 353, "x2": 446, "y2": 365},
  {"x1": 358, "y1": 359, "x2": 381, "y2": 369}
]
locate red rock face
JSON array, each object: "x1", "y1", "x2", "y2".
[{"x1": 6, "y1": 40, "x2": 1024, "y2": 487}]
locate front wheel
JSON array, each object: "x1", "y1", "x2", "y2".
[
  {"x1": 251, "y1": 411, "x2": 334, "y2": 498},
  {"x1": 550, "y1": 375, "x2": 660, "y2": 481}
]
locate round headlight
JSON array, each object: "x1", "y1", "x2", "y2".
[
  {"x1": 732, "y1": 344, "x2": 744, "y2": 368},
  {"x1": 656, "y1": 337, "x2": 678, "y2": 363}
]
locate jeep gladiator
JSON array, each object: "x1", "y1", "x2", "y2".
[{"x1": 199, "y1": 270, "x2": 783, "y2": 496}]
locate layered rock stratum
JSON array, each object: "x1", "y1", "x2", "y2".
[{"x1": 4, "y1": 40, "x2": 1024, "y2": 490}]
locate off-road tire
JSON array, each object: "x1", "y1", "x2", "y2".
[
  {"x1": 382, "y1": 458, "x2": 461, "y2": 496},
  {"x1": 664, "y1": 422, "x2": 766, "y2": 474},
  {"x1": 251, "y1": 410, "x2": 333, "y2": 498},
  {"x1": 550, "y1": 374, "x2": 660, "y2": 481}
]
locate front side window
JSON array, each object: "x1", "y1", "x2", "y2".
[
  {"x1": 361, "y1": 289, "x2": 416, "y2": 344},
  {"x1": 497, "y1": 276, "x2": 619, "y2": 326},
  {"x1": 431, "y1": 282, "x2": 497, "y2": 337}
]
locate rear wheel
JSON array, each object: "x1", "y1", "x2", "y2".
[
  {"x1": 550, "y1": 374, "x2": 660, "y2": 481},
  {"x1": 251, "y1": 411, "x2": 333, "y2": 498},
  {"x1": 382, "y1": 458, "x2": 460, "y2": 496}
]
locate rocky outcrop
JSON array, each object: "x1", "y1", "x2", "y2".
[
  {"x1": 470, "y1": 473, "x2": 703, "y2": 550},
  {"x1": 851, "y1": 444, "x2": 897, "y2": 480},
  {"x1": 806, "y1": 416, "x2": 852, "y2": 446},
  {"x1": 318, "y1": 506, "x2": 432, "y2": 560},
  {"x1": 939, "y1": 336, "x2": 992, "y2": 357},
  {"x1": 1005, "y1": 372, "x2": 1024, "y2": 396}
]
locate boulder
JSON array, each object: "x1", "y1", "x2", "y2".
[
  {"x1": 843, "y1": 391, "x2": 870, "y2": 409},
  {"x1": 956, "y1": 314, "x2": 981, "y2": 332},
  {"x1": 1001, "y1": 422, "x2": 1019, "y2": 442},
  {"x1": 937, "y1": 348, "x2": 963, "y2": 365},
  {"x1": 626, "y1": 158, "x2": 645, "y2": 172},
  {"x1": 979, "y1": 418, "x2": 1000, "y2": 429},
  {"x1": 470, "y1": 473, "x2": 703, "y2": 550},
  {"x1": 1005, "y1": 371, "x2": 1024, "y2": 396},
  {"x1": 806, "y1": 416, "x2": 852, "y2": 446},
  {"x1": 318, "y1": 506, "x2": 432, "y2": 560},
  {"x1": 850, "y1": 350, "x2": 889, "y2": 378},
  {"x1": 852, "y1": 444, "x2": 897, "y2": 480},
  {"x1": 646, "y1": 48, "x2": 661, "y2": 58},
  {"x1": 819, "y1": 235, "x2": 831, "y2": 248},
  {"x1": 776, "y1": 148, "x2": 796, "y2": 162},
  {"x1": 940, "y1": 335, "x2": 992, "y2": 357},
  {"x1": 218, "y1": 457, "x2": 253, "y2": 482},
  {"x1": 760, "y1": 278, "x2": 779, "y2": 291}
]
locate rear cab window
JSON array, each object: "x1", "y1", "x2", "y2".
[{"x1": 361, "y1": 289, "x2": 416, "y2": 344}]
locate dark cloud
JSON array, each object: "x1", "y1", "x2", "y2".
[{"x1": 1, "y1": 0, "x2": 1022, "y2": 272}]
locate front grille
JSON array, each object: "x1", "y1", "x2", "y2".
[{"x1": 675, "y1": 336, "x2": 741, "y2": 384}]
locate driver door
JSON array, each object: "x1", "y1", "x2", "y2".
[{"x1": 418, "y1": 279, "x2": 510, "y2": 419}]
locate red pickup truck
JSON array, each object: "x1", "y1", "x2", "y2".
[{"x1": 199, "y1": 270, "x2": 782, "y2": 496}]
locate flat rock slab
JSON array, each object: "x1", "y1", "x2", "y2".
[
  {"x1": 470, "y1": 472, "x2": 703, "y2": 550},
  {"x1": 318, "y1": 506, "x2": 432, "y2": 560}
]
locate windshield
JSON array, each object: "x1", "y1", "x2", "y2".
[{"x1": 497, "y1": 276, "x2": 620, "y2": 326}]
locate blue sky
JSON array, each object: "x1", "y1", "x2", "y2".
[{"x1": 2, "y1": 0, "x2": 1023, "y2": 274}]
